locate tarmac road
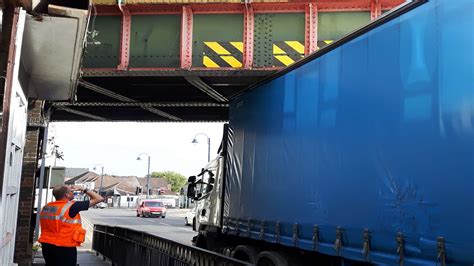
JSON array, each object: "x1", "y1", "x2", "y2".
[{"x1": 81, "y1": 207, "x2": 196, "y2": 245}]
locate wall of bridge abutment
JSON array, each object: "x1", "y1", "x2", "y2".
[
  {"x1": 83, "y1": 0, "x2": 403, "y2": 73},
  {"x1": 14, "y1": 100, "x2": 43, "y2": 266}
]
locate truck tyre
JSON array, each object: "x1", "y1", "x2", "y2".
[
  {"x1": 256, "y1": 251, "x2": 288, "y2": 266},
  {"x1": 195, "y1": 234, "x2": 207, "y2": 249},
  {"x1": 231, "y1": 245, "x2": 258, "y2": 264},
  {"x1": 223, "y1": 247, "x2": 233, "y2": 257}
]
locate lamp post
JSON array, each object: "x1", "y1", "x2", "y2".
[
  {"x1": 137, "y1": 153, "x2": 151, "y2": 199},
  {"x1": 93, "y1": 164, "x2": 104, "y2": 196},
  {"x1": 192, "y1": 133, "x2": 211, "y2": 162}
]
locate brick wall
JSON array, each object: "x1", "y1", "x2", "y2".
[{"x1": 14, "y1": 100, "x2": 43, "y2": 266}]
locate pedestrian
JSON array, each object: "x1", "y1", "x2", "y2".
[{"x1": 39, "y1": 185, "x2": 104, "y2": 266}]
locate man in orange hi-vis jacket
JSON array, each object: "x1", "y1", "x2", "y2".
[{"x1": 39, "y1": 185, "x2": 104, "y2": 266}]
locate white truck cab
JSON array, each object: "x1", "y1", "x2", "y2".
[{"x1": 187, "y1": 155, "x2": 225, "y2": 233}]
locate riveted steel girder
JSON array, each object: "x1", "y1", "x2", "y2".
[
  {"x1": 84, "y1": 0, "x2": 403, "y2": 71},
  {"x1": 67, "y1": 0, "x2": 404, "y2": 122}
]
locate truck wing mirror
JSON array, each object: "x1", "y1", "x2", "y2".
[
  {"x1": 187, "y1": 183, "x2": 197, "y2": 199},
  {"x1": 188, "y1": 176, "x2": 196, "y2": 183},
  {"x1": 198, "y1": 168, "x2": 205, "y2": 177}
]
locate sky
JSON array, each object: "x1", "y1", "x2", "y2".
[{"x1": 50, "y1": 122, "x2": 225, "y2": 178}]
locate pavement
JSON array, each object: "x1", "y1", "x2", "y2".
[
  {"x1": 32, "y1": 208, "x2": 193, "y2": 265},
  {"x1": 33, "y1": 249, "x2": 111, "y2": 266},
  {"x1": 32, "y1": 238, "x2": 111, "y2": 266}
]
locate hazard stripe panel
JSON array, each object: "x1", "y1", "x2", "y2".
[
  {"x1": 203, "y1": 41, "x2": 243, "y2": 68},
  {"x1": 230, "y1": 42, "x2": 244, "y2": 53},
  {"x1": 274, "y1": 55, "x2": 295, "y2": 66},
  {"x1": 271, "y1": 40, "x2": 335, "y2": 67},
  {"x1": 221, "y1": 56, "x2": 243, "y2": 68},
  {"x1": 273, "y1": 41, "x2": 304, "y2": 67},
  {"x1": 317, "y1": 40, "x2": 334, "y2": 50},
  {"x1": 203, "y1": 56, "x2": 220, "y2": 68},
  {"x1": 273, "y1": 44, "x2": 286, "y2": 55},
  {"x1": 204, "y1": 42, "x2": 231, "y2": 55},
  {"x1": 285, "y1": 41, "x2": 305, "y2": 54}
]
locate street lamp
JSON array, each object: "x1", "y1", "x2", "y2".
[
  {"x1": 137, "y1": 153, "x2": 151, "y2": 199},
  {"x1": 192, "y1": 133, "x2": 211, "y2": 162},
  {"x1": 93, "y1": 164, "x2": 104, "y2": 195}
]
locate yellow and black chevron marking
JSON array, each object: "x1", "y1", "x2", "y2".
[
  {"x1": 203, "y1": 41, "x2": 243, "y2": 68},
  {"x1": 273, "y1": 41, "x2": 305, "y2": 67},
  {"x1": 317, "y1": 40, "x2": 334, "y2": 50}
]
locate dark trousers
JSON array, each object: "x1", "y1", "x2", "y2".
[{"x1": 41, "y1": 242, "x2": 77, "y2": 266}]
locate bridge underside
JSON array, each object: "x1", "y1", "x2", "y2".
[
  {"x1": 50, "y1": 69, "x2": 273, "y2": 122},
  {"x1": 48, "y1": 0, "x2": 403, "y2": 122}
]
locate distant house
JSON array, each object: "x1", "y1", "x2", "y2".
[
  {"x1": 64, "y1": 172, "x2": 99, "y2": 190},
  {"x1": 95, "y1": 175, "x2": 140, "y2": 196},
  {"x1": 64, "y1": 168, "x2": 88, "y2": 182},
  {"x1": 64, "y1": 171, "x2": 173, "y2": 198},
  {"x1": 136, "y1": 177, "x2": 175, "y2": 196}
]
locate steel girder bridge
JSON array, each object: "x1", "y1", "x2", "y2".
[{"x1": 50, "y1": 0, "x2": 403, "y2": 122}]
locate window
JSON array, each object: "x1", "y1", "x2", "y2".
[{"x1": 145, "y1": 201, "x2": 163, "y2": 207}]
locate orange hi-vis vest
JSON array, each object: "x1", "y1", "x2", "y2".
[{"x1": 39, "y1": 200, "x2": 86, "y2": 247}]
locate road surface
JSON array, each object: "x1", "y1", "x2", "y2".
[{"x1": 81, "y1": 208, "x2": 196, "y2": 245}]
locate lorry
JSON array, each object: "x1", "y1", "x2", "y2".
[{"x1": 186, "y1": 0, "x2": 474, "y2": 265}]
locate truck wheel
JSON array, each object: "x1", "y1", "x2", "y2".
[
  {"x1": 231, "y1": 245, "x2": 258, "y2": 264},
  {"x1": 256, "y1": 251, "x2": 288, "y2": 266},
  {"x1": 136, "y1": 213, "x2": 140, "y2": 217},
  {"x1": 223, "y1": 247, "x2": 233, "y2": 257}
]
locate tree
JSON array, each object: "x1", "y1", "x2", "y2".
[{"x1": 151, "y1": 171, "x2": 187, "y2": 192}]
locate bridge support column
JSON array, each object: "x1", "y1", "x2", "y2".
[
  {"x1": 180, "y1": 6, "x2": 193, "y2": 69},
  {"x1": 118, "y1": 5, "x2": 131, "y2": 70},
  {"x1": 243, "y1": 5, "x2": 254, "y2": 69},
  {"x1": 370, "y1": 0, "x2": 382, "y2": 20},
  {"x1": 14, "y1": 100, "x2": 43, "y2": 266},
  {"x1": 305, "y1": 3, "x2": 318, "y2": 55}
]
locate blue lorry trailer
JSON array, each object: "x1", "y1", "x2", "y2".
[{"x1": 188, "y1": 0, "x2": 473, "y2": 264}]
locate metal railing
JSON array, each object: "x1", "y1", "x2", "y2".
[{"x1": 92, "y1": 224, "x2": 249, "y2": 266}]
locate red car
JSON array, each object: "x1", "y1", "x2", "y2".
[{"x1": 136, "y1": 200, "x2": 166, "y2": 218}]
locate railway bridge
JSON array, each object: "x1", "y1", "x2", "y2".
[{"x1": 0, "y1": 0, "x2": 403, "y2": 264}]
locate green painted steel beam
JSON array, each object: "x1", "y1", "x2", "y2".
[
  {"x1": 318, "y1": 12, "x2": 371, "y2": 41},
  {"x1": 82, "y1": 12, "x2": 372, "y2": 69},
  {"x1": 84, "y1": 16, "x2": 121, "y2": 68},
  {"x1": 130, "y1": 15, "x2": 181, "y2": 68}
]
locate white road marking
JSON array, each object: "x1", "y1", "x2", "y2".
[
  {"x1": 158, "y1": 222, "x2": 171, "y2": 226},
  {"x1": 176, "y1": 227, "x2": 194, "y2": 232}
]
